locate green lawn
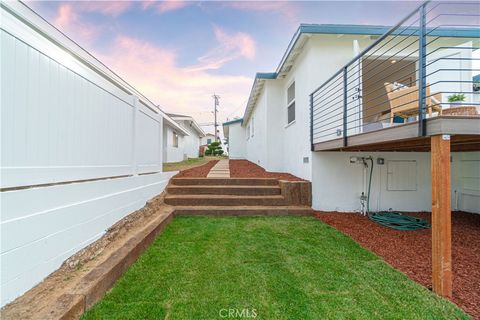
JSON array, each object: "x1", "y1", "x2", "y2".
[{"x1": 83, "y1": 216, "x2": 467, "y2": 320}]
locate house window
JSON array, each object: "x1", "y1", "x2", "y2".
[
  {"x1": 251, "y1": 117, "x2": 254, "y2": 137},
  {"x1": 173, "y1": 132, "x2": 179, "y2": 148},
  {"x1": 207, "y1": 138, "x2": 212, "y2": 144},
  {"x1": 287, "y1": 81, "x2": 295, "y2": 124}
]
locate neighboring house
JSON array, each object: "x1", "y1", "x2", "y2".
[
  {"x1": 163, "y1": 113, "x2": 205, "y2": 163},
  {"x1": 201, "y1": 133, "x2": 216, "y2": 146},
  {"x1": 230, "y1": 22, "x2": 479, "y2": 214},
  {"x1": 0, "y1": 1, "x2": 185, "y2": 306},
  {"x1": 223, "y1": 118, "x2": 245, "y2": 159}
]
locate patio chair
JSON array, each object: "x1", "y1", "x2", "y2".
[{"x1": 384, "y1": 82, "x2": 442, "y2": 125}]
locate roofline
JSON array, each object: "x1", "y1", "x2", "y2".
[
  {"x1": 169, "y1": 116, "x2": 206, "y2": 137},
  {"x1": 242, "y1": 21, "x2": 479, "y2": 124},
  {"x1": 223, "y1": 118, "x2": 243, "y2": 126},
  {"x1": 256, "y1": 72, "x2": 277, "y2": 79},
  {"x1": 276, "y1": 23, "x2": 480, "y2": 75}
]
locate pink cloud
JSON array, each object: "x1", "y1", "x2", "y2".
[
  {"x1": 54, "y1": 4, "x2": 100, "y2": 44},
  {"x1": 76, "y1": 1, "x2": 132, "y2": 17},
  {"x1": 54, "y1": 4, "x2": 74, "y2": 28},
  {"x1": 142, "y1": 0, "x2": 190, "y2": 14},
  {"x1": 97, "y1": 36, "x2": 252, "y2": 127},
  {"x1": 224, "y1": 1, "x2": 299, "y2": 24},
  {"x1": 190, "y1": 26, "x2": 256, "y2": 72}
]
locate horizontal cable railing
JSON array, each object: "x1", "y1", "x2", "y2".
[{"x1": 310, "y1": 1, "x2": 480, "y2": 149}]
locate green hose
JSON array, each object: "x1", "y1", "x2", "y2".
[{"x1": 365, "y1": 157, "x2": 430, "y2": 231}]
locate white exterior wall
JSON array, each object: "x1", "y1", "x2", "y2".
[
  {"x1": 163, "y1": 124, "x2": 186, "y2": 163},
  {"x1": 263, "y1": 81, "x2": 285, "y2": 172},
  {"x1": 201, "y1": 134, "x2": 215, "y2": 146},
  {"x1": 311, "y1": 151, "x2": 480, "y2": 214},
  {"x1": 177, "y1": 120, "x2": 201, "y2": 159},
  {"x1": 243, "y1": 36, "x2": 370, "y2": 179},
  {"x1": 245, "y1": 90, "x2": 268, "y2": 166},
  {"x1": 226, "y1": 123, "x2": 246, "y2": 159},
  {"x1": 162, "y1": 120, "x2": 201, "y2": 163},
  {"x1": 241, "y1": 33, "x2": 480, "y2": 214},
  {"x1": 1, "y1": 4, "x2": 176, "y2": 306}
]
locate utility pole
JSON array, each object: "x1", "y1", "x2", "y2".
[{"x1": 212, "y1": 94, "x2": 220, "y2": 141}]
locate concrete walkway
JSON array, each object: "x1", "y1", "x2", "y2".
[{"x1": 207, "y1": 159, "x2": 230, "y2": 178}]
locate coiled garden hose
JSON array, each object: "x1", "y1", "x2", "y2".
[{"x1": 365, "y1": 157, "x2": 430, "y2": 231}]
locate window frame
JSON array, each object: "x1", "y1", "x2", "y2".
[
  {"x1": 173, "y1": 131, "x2": 179, "y2": 148},
  {"x1": 286, "y1": 80, "x2": 296, "y2": 125},
  {"x1": 251, "y1": 117, "x2": 254, "y2": 137}
]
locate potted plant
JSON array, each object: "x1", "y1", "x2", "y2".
[{"x1": 447, "y1": 93, "x2": 466, "y2": 107}]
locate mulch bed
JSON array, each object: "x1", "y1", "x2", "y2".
[
  {"x1": 229, "y1": 160, "x2": 304, "y2": 181},
  {"x1": 315, "y1": 211, "x2": 480, "y2": 319},
  {"x1": 174, "y1": 160, "x2": 219, "y2": 178}
]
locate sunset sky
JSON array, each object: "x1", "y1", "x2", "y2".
[{"x1": 29, "y1": 1, "x2": 423, "y2": 134}]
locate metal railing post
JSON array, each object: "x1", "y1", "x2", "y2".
[
  {"x1": 343, "y1": 67, "x2": 348, "y2": 147},
  {"x1": 418, "y1": 2, "x2": 427, "y2": 136},
  {"x1": 310, "y1": 93, "x2": 314, "y2": 151}
]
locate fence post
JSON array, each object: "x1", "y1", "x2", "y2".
[
  {"x1": 343, "y1": 67, "x2": 348, "y2": 147},
  {"x1": 310, "y1": 93, "x2": 314, "y2": 151},
  {"x1": 131, "y1": 96, "x2": 139, "y2": 176},
  {"x1": 418, "y1": 2, "x2": 427, "y2": 136}
]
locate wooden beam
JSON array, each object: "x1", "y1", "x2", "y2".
[{"x1": 431, "y1": 134, "x2": 452, "y2": 298}]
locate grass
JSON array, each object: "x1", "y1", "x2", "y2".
[
  {"x1": 83, "y1": 216, "x2": 468, "y2": 320},
  {"x1": 162, "y1": 157, "x2": 222, "y2": 172}
]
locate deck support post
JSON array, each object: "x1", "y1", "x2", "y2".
[{"x1": 431, "y1": 134, "x2": 452, "y2": 298}]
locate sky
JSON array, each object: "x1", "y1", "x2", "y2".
[{"x1": 28, "y1": 0, "x2": 431, "y2": 135}]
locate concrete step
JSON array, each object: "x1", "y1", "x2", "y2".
[
  {"x1": 164, "y1": 194, "x2": 286, "y2": 206},
  {"x1": 171, "y1": 178, "x2": 278, "y2": 186},
  {"x1": 167, "y1": 185, "x2": 281, "y2": 195},
  {"x1": 173, "y1": 206, "x2": 314, "y2": 216}
]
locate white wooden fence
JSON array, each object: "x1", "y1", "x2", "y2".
[{"x1": 1, "y1": 5, "x2": 174, "y2": 306}]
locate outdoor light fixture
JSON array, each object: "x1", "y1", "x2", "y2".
[{"x1": 391, "y1": 60, "x2": 397, "y2": 64}]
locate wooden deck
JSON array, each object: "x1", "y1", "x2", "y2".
[{"x1": 313, "y1": 116, "x2": 480, "y2": 152}]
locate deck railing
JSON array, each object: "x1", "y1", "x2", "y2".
[{"x1": 310, "y1": 1, "x2": 479, "y2": 149}]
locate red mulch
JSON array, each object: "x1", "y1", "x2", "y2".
[
  {"x1": 229, "y1": 160, "x2": 304, "y2": 181},
  {"x1": 315, "y1": 211, "x2": 480, "y2": 319},
  {"x1": 174, "y1": 160, "x2": 219, "y2": 178}
]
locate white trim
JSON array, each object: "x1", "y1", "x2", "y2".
[
  {"x1": 286, "y1": 80, "x2": 296, "y2": 125},
  {"x1": 284, "y1": 120, "x2": 296, "y2": 129}
]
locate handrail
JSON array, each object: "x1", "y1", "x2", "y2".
[
  {"x1": 309, "y1": 0, "x2": 478, "y2": 150},
  {"x1": 310, "y1": 1, "x2": 431, "y2": 96}
]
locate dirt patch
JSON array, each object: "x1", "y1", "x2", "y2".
[
  {"x1": 229, "y1": 160, "x2": 304, "y2": 181},
  {"x1": 163, "y1": 157, "x2": 221, "y2": 172},
  {"x1": 1, "y1": 193, "x2": 174, "y2": 320},
  {"x1": 174, "y1": 160, "x2": 219, "y2": 178},
  {"x1": 315, "y1": 211, "x2": 480, "y2": 319}
]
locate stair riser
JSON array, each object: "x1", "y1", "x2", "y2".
[
  {"x1": 171, "y1": 178, "x2": 278, "y2": 186},
  {"x1": 167, "y1": 187, "x2": 281, "y2": 195},
  {"x1": 165, "y1": 198, "x2": 287, "y2": 206},
  {"x1": 174, "y1": 209, "x2": 313, "y2": 216}
]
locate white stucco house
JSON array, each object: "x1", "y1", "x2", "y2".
[
  {"x1": 222, "y1": 118, "x2": 245, "y2": 159},
  {"x1": 163, "y1": 113, "x2": 205, "y2": 163},
  {"x1": 225, "y1": 22, "x2": 480, "y2": 214},
  {"x1": 200, "y1": 133, "x2": 216, "y2": 146}
]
